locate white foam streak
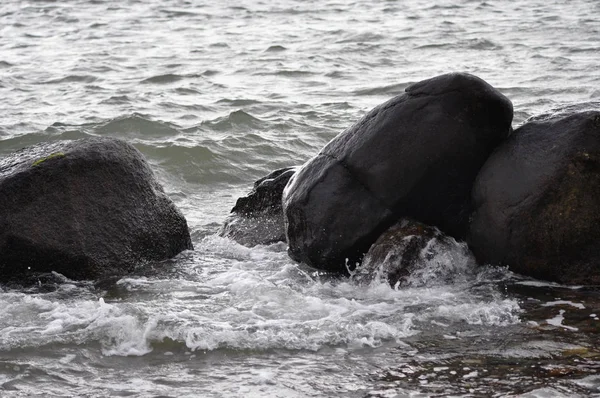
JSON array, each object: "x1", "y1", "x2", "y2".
[
  {"x1": 546, "y1": 310, "x2": 578, "y2": 331},
  {"x1": 541, "y1": 300, "x2": 585, "y2": 309},
  {"x1": 429, "y1": 299, "x2": 521, "y2": 326},
  {"x1": 0, "y1": 238, "x2": 522, "y2": 356}
]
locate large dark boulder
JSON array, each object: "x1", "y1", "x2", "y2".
[
  {"x1": 0, "y1": 137, "x2": 193, "y2": 283},
  {"x1": 353, "y1": 219, "x2": 475, "y2": 288},
  {"x1": 283, "y1": 72, "x2": 513, "y2": 273},
  {"x1": 219, "y1": 166, "x2": 297, "y2": 246},
  {"x1": 468, "y1": 106, "x2": 600, "y2": 284}
]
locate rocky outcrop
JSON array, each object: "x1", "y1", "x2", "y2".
[
  {"x1": 353, "y1": 219, "x2": 475, "y2": 288},
  {"x1": 0, "y1": 137, "x2": 193, "y2": 283},
  {"x1": 283, "y1": 72, "x2": 513, "y2": 273},
  {"x1": 219, "y1": 167, "x2": 297, "y2": 246},
  {"x1": 468, "y1": 107, "x2": 600, "y2": 284}
]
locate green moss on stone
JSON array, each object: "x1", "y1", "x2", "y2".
[{"x1": 32, "y1": 152, "x2": 66, "y2": 167}]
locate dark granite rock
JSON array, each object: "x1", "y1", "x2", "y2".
[
  {"x1": 0, "y1": 137, "x2": 193, "y2": 283},
  {"x1": 283, "y1": 72, "x2": 513, "y2": 273},
  {"x1": 468, "y1": 106, "x2": 600, "y2": 284},
  {"x1": 219, "y1": 167, "x2": 297, "y2": 246},
  {"x1": 353, "y1": 219, "x2": 475, "y2": 288}
]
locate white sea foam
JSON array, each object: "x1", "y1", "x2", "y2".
[
  {"x1": 515, "y1": 280, "x2": 584, "y2": 290},
  {"x1": 541, "y1": 300, "x2": 585, "y2": 309},
  {"x1": 0, "y1": 236, "x2": 522, "y2": 358},
  {"x1": 546, "y1": 310, "x2": 578, "y2": 331},
  {"x1": 426, "y1": 299, "x2": 521, "y2": 326},
  {"x1": 0, "y1": 0, "x2": 598, "y2": 395}
]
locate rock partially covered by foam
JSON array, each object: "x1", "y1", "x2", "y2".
[
  {"x1": 0, "y1": 137, "x2": 193, "y2": 283},
  {"x1": 220, "y1": 166, "x2": 297, "y2": 246},
  {"x1": 353, "y1": 219, "x2": 475, "y2": 288},
  {"x1": 283, "y1": 72, "x2": 513, "y2": 273},
  {"x1": 469, "y1": 106, "x2": 600, "y2": 284}
]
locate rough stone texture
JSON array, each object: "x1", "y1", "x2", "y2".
[
  {"x1": 283, "y1": 72, "x2": 513, "y2": 273},
  {"x1": 468, "y1": 107, "x2": 600, "y2": 284},
  {"x1": 353, "y1": 219, "x2": 475, "y2": 288},
  {"x1": 219, "y1": 166, "x2": 297, "y2": 246},
  {"x1": 0, "y1": 137, "x2": 193, "y2": 283}
]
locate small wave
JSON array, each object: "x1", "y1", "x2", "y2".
[
  {"x1": 525, "y1": 102, "x2": 600, "y2": 123},
  {"x1": 566, "y1": 46, "x2": 599, "y2": 53},
  {"x1": 321, "y1": 101, "x2": 353, "y2": 110},
  {"x1": 40, "y1": 75, "x2": 98, "y2": 84},
  {"x1": 201, "y1": 110, "x2": 264, "y2": 132},
  {"x1": 174, "y1": 87, "x2": 202, "y2": 95},
  {"x1": 160, "y1": 9, "x2": 202, "y2": 17},
  {"x1": 216, "y1": 98, "x2": 261, "y2": 106},
  {"x1": 265, "y1": 45, "x2": 287, "y2": 52},
  {"x1": 353, "y1": 82, "x2": 410, "y2": 96},
  {"x1": 336, "y1": 32, "x2": 386, "y2": 44},
  {"x1": 140, "y1": 72, "x2": 206, "y2": 84},
  {"x1": 462, "y1": 38, "x2": 502, "y2": 50},
  {"x1": 95, "y1": 114, "x2": 181, "y2": 138},
  {"x1": 324, "y1": 70, "x2": 346, "y2": 78},
  {"x1": 136, "y1": 142, "x2": 218, "y2": 164},
  {"x1": 140, "y1": 74, "x2": 186, "y2": 84},
  {"x1": 415, "y1": 38, "x2": 501, "y2": 51},
  {"x1": 425, "y1": 4, "x2": 462, "y2": 10},
  {"x1": 201, "y1": 69, "x2": 219, "y2": 76},
  {"x1": 0, "y1": 60, "x2": 13, "y2": 68},
  {"x1": 271, "y1": 70, "x2": 316, "y2": 77},
  {"x1": 208, "y1": 42, "x2": 229, "y2": 48},
  {"x1": 0, "y1": 130, "x2": 91, "y2": 156},
  {"x1": 414, "y1": 42, "x2": 451, "y2": 49},
  {"x1": 157, "y1": 101, "x2": 213, "y2": 113},
  {"x1": 99, "y1": 95, "x2": 131, "y2": 105},
  {"x1": 550, "y1": 56, "x2": 572, "y2": 65},
  {"x1": 133, "y1": 142, "x2": 249, "y2": 185},
  {"x1": 88, "y1": 22, "x2": 108, "y2": 29}
]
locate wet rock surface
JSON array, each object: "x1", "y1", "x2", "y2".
[
  {"x1": 468, "y1": 107, "x2": 600, "y2": 284},
  {"x1": 0, "y1": 137, "x2": 192, "y2": 283},
  {"x1": 283, "y1": 72, "x2": 513, "y2": 272},
  {"x1": 219, "y1": 166, "x2": 297, "y2": 246},
  {"x1": 353, "y1": 219, "x2": 475, "y2": 288}
]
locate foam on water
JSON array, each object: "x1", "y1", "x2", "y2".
[
  {"x1": 0, "y1": 236, "x2": 521, "y2": 359},
  {"x1": 2, "y1": 0, "x2": 600, "y2": 395}
]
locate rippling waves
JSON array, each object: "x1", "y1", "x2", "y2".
[{"x1": 1, "y1": 0, "x2": 600, "y2": 396}]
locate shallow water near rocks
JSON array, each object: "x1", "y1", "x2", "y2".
[{"x1": 1, "y1": 0, "x2": 600, "y2": 396}]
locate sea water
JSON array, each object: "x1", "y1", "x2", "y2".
[{"x1": 1, "y1": 0, "x2": 599, "y2": 396}]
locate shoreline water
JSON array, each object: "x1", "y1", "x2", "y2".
[{"x1": 1, "y1": 0, "x2": 600, "y2": 396}]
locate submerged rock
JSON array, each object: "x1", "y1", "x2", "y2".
[
  {"x1": 219, "y1": 166, "x2": 297, "y2": 246},
  {"x1": 0, "y1": 137, "x2": 193, "y2": 283},
  {"x1": 468, "y1": 107, "x2": 600, "y2": 284},
  {"x1": 353, "y1": 219, "x2": 475, "y2": 288},
  {"x1": 283, "y1": 72, "x2": 513, "y2": 273}
]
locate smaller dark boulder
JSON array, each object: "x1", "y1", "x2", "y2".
[
  {"x1": 219, "y1": 167, "x2": 297, "y2": 246},
  {"x1": 0, "y1": 137, "x2": 193, "y2": 284},
  {"x1": 468, "y1": 105, "x2": 600, "y2": 284},
  {"x1": 353, "y1": 219, "x2": 475, "y2": 288}
]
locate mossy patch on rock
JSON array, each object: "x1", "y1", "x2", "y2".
[{"x1": 32, "y1": 152, "x2": 66, "y2": 167}]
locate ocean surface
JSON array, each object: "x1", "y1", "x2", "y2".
[{"x1": 1, "y1": 0, "x2": 600, "y2": 396}]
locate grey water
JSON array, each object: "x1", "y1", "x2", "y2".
[{"x1": 1, "y1": 0, "x2": 600, "y2": 396}]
